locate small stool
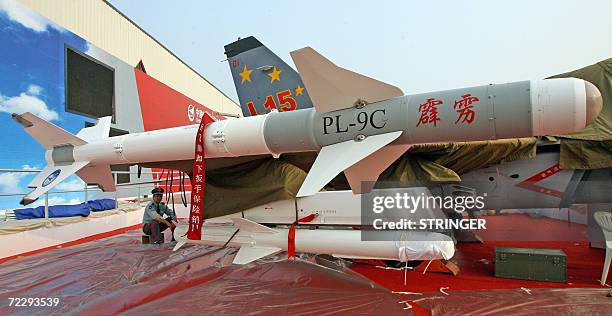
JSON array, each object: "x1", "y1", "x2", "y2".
[{"x1": 141, "y1": 235, "x2": 151, "y2": 244}]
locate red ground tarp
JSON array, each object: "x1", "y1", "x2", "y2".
[
  {"x1": 0, "y1": 231, "x2": 407, "y2": 315},
  {"x1": 1, "y1": 213, "x2": 611, "y2": 315},
  {"x1": 410, "y1": 288, "x2": 612, "y2": 315},
  {"x1": 354, "y1": 214, "x2": 608, "y2": 293}
]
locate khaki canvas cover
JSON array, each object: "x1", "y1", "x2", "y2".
[
  {"x1": 550, "y1": 58, "x2": 612, "y2": 169},
  {"x1": 204, "y1": 158, "x2": 306, "y2": 218},
  {"x1": 204, "y1": 138, "x2": 536, "y2": 217},
  {"x1": 388, "y1": 138, "x2": 537, "y2": 182}
]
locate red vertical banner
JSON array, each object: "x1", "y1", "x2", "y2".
[{"x1": 188, "y1": 113, "x2": 215, "y2": 240}]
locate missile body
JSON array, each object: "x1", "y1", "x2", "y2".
[
  {"x1": 47, "y1": 78, "x2": 598, "y2": 165},
  {"x1": 206, "y1": 78, "x2": 599, "y2": 158},
  {"x1": 173, "y1": 219, "x2": 455, "y2": 264},
  {"x1": 15, "y1": 78, "x2": 602, "y2": 204}
]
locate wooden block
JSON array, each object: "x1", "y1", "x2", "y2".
[
  {"x1": 414, "y1": 259, "x2": 460, "y2": 276},
  {"x1": 141, "y1": 235, "x2": 151, "y2": 244}
]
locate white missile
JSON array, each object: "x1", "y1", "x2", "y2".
[
  {"x1": 13, "y1": 46, "x2": 603, "y2": 205},
  {"x1": 207, "y1": 187, "x2": 447, "y2": 226},
  {"x1": 173, "y1": 218, "x2": 455, "y2": 265},
  {"x1": 184, "y1": 188, "x2": 455, "y2": 265}
]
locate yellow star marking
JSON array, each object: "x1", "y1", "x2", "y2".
[
  {"x1": 295, "y1": 85, "x2": 304, "y2": 96},
  {"x1": 239, "y1": 65, "x2": 253, "y2": 84},
  {"x1": 268, "y1": 66, "x2": 282, "y2": 83}
]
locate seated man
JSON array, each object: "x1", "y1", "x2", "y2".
[{"x1": 142, "y1": 188, "x2": 176, "y2": 244}]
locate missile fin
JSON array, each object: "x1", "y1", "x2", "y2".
[
  {"x1": 232, "y1": 218, "x2": 278, "y2": 234},
  {"x1": 344, "y1": 144, "x2": 410, "y2": 194},
  {"x1": 76, "y1": 164, "x2": 116, "y2": 192},
  {"x1": 20, "y1": 161, "x2": 90, "y2": 205},
  {"x1": 27, "y1": 167, "x2": 56, "y2": 189},
  {"x1": 233, "y1": 246, "x2": 282, "y2": 265},
  {"x1": 297, "y1": 131, "x2": 403, "y2": 197},
  {"x1": 76, "y1": 116, "x2": 112, "y2": 142},
  {"x1": 290, "y1": 47, "x2": 403, "y2": 113},
  {"x1": 172, "y1": 240, "x2": 186, "y2": 252},
  {"x1": 12, "y1": 112, "x2": 87, "y2": 149}
]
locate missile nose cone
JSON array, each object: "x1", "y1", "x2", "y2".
[{"x1": 584, "y1": 81, "x2": 603, "y2": 126}]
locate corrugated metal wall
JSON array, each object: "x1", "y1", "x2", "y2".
[{"x1": 20, "y1": 0, "x2": 240, "y2": 116}]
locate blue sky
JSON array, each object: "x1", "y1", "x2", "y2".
[
  {"x1": 0, "y1": 0, "x2": 90, "y2": 209},
  {"x1": 1, "y1": 0, "x2": 612, "y2": 209},
  {"x1": 108, "y1": 0, "x2": 612, "y2": 101}
]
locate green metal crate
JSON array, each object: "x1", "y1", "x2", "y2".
[{"x1": 494, "y1": 247, "x2": 567, "y2": 283}]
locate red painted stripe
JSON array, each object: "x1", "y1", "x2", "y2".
[
  {"x1": 0, "y1": 223, "x2": 142, "y2": 264},
  {"x1": 516, "y1": 164, "x2": 565, "y2": 198}
]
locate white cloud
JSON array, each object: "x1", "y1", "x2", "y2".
[
  {"x1": 22, "y1": 164, "x2": 36, "y2": 170},
  {"x1": 0, "y1": 164, "x2": 36, "y2": 194},
  {"x1": 0, "y1": 171, "x2": 28, "y2": 193},
  {"x1": 0, "y1": 87, "x2": 59, "y2": 121},
  {"x1": 55, "y1": 178, "x2": 85, "y2": 192},
  {"x1": 27, "y1": 84, "x2": 42, "y2": 96},
  {"x1": 0, "y1": 0, "x2": 64, "y2": 33},
  {"x1": 31, "y1": 196, "x2": 82, "y2": 207},
  {"x1": 89, "y1": 191, "x2": 115, "y2": 200}
]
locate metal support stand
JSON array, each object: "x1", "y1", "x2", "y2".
[
  {"x1": 114, "y1": 175, "x2": 119, "y2": 207},
  {"x1": 44, "y1": 192, "x2": 49, "y2": 219}
]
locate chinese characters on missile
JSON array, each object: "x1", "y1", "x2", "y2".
[{"x1": 417, "y1": 93, "x2": 480, "y2": 127}]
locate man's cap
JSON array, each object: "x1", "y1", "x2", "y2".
[{"x1": 151, "y1": 188, "x2": 164, "y2": 195}]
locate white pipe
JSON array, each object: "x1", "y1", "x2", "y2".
[{"x1": 44, "y1": 192, "x2": 48, "y2": 219}]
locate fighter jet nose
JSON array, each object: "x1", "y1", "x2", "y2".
[{"x1": 584, "y1": 81, "x2": 603, "y2": 126}]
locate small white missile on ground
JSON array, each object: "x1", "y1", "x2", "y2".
[
  {"x1": 173, "y1": 218, "x2": 455, "y2": 265},
  {"x1": 13, "y1": 45, "x2": 603, "y2": 205}
]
